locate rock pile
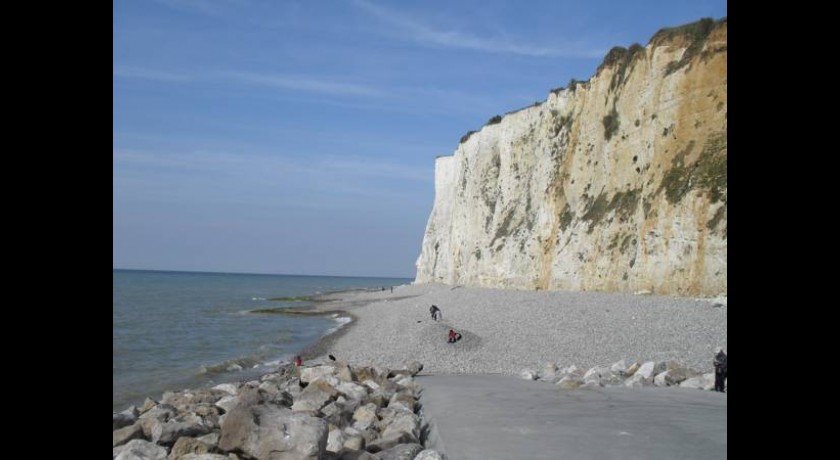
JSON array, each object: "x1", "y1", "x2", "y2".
[
  {"x1": 521, "y1": 359, "x2": 724, "y2": 391},
  {"x1": 113, "y1": 361, "x2": 444, "y2": 460}
]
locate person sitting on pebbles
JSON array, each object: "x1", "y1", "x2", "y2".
[{"x1": 447, "y1": 329, "x2": 462, "y2": 343}]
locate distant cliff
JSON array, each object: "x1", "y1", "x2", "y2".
[{"x1": 415, "y1": 18, "x2": 727, "y2": 296}]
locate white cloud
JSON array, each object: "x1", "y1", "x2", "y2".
[
  {"x1": 352, "y1": 0, "x2": 604, "y2": 58},
  {"x1": 113, "y1": 67, "x2": 192, "y2": 82},
  {"x1": 219, "y1": 71, "x2": 384, "y2": 97}
]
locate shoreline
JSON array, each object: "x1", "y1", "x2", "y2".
[{"x1": 114, "y1": 282, "x2": 725, "y2": 412}]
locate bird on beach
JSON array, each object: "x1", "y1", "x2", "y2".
[{"x1": 328, "y1": 354, "x2": 336, "y2": 361}]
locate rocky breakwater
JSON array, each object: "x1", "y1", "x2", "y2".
[
  {"x1": 521, "y1": 357, "x2": 725, "y2": 391},
  {"x1": 113, "y1": 361, "x2": 445, "y2": 460}
]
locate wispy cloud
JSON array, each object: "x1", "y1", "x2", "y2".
[
  {"x1": 219, "y1": 71, "x2": 384, "y2": 97},
  {"x1": 113, "y1": 67, "x2": 192, "y2": 82},
  {"x1": 152, "y1": 0, "x2": 246, "y2": 18},
  {"x1": 352, "y1": 0, "x2": 603, "y2": 58},
  {"x1": 113, "y1": 66, "x2": 384, "y2": 98}
]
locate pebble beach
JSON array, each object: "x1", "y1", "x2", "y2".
[{"x1": 306, "y1": 283, "x2": 727, "y2": 375}]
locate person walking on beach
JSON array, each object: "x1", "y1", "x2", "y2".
[
  {"x1": 430, "y1": 305, "x2": 442, "y2": 321},
  {"x1": 447, "y1": 329, "x2": 462, "y2": 343},
  {"x1": 713, "y1": 348, "x2": 727, "y2": 392}
]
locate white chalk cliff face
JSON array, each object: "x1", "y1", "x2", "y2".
[{"x1": 415, "y1": 19, "x2": 727, "y2": 296}]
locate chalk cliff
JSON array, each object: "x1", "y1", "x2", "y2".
[{"x1": 415, "y1": 18, "x2": 727, "y2": 296}]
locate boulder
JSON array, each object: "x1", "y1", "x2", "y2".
[
  {"x1": 653, "y1": 367, "x2": 698, "y2": 387},
  {"x1": 352, "y1": 403, "x2": 379, "y2": 431},
  {"x1": 320, "y1": 401, "x2": 351, "y2": 428},
  {"x1": 365, "y1": 432, "x2": 418, "y2": 453},
  {"x1": 414, "y1": 449, "x2": 446, "y2": 460},
  {"x1": 335, "y1": 450, "x2": 378, "y2": 460},
  {"x1": 343, "y1": 433, "x2": 365, "y2": 451},
  {"x1": 539, "y1": 362, "x2": 558, "y2": 381},
  {"x1": 388, "y1": 391, "x2": 416, "y2": 412},
  {"x1": 334, "y1": 361, "x2": 356, "y2": 383},
  {"x1": 361, "y1": 380, "x2": 380, "y2": 391},
  {"x1": 610, "y1": 360, "x2": 626, "y2": 374},
  {"x1": 292, "y1": 378, "x2": 338, "y2": 412},
  {"x1": 624, "y1": 362, "x2": 640, "y2": 377},
  {"x1": 381, "y1": 411, "x2": 420, "y2": 441},
  {"x1": 327, "y1": 428, "x2": 346, "y2": 453},
  {"x1": 680, "y1": 373, "x2": 715, "y2": 390},
  {"x1": 152, "y1": 414, "x2": 211, "y2": 445},
  {"x1": 375, "y1": 443, "x2": 424, "y2": 460},
  {"x1": 624, "y1": 372, "x2": 653, "y2": 388},
  {"x1": 114, "y1": 439, "x2": 168, "y2": 460},
  {"x1": 337, "y1": 381, "x2": 369, "y2": 403},
  {"x1": 139, "y1": 398, "x2": 159, "y2": 415},
  {"x1": 138, "y1": 404, "x2": 178, "y2": 438},
  {"x1": 167, "y1": 436, "x2": 215, "y2": 459},
  {"x1": 163, "y1": 389, "x2": 228, "y2": 410},
  {"x1": 218, "y1": 405, "x2": 327, "y2": 460},
  {"x1": 561, "y1": 365, "x2": 583, "y2": 376},
  {"x1": 519, "y1": 370, "x2": 537, "y2": 380},
  {"x1": 354, "y1": 367, "x2": 387, "y2": 386},
  {"x1": 635, "y1": 362, "x2": 657, "y2": 380},
  {"x1": 211, "y1": 383, "x2": 240, "y2": 396},
  {"x1": 406, "y1": 361, "x2": 424, "y2": 376},
  {"x1": 174, "y1": 455, "x2": 230, "y2": 460},
  {"x1": 214, "y1": 395, "x2": 239, "y2": 415},
  {"x1": 196, "y1": 432, "x2": 219, "y2": 448},
  {"x1": 300, "y1": 365, "x2": 337, "y2": 384},
  {"x1": 114, "y1": 406, "x2": 140, "y2": 430},
  {"x1": 113, "y1": 422, "x2": 144, "y2": 448},
  {"x1": 556, "y1": 376, "x2": 584, "y2": 390}
]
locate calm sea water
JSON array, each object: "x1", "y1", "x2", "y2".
[{"x1": 113, "y1": 269, "x2": 410, "y2": 411}]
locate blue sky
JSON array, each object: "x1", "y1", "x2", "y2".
[{"x1": 113, "y1": 0, "x2": 727, "y2": 278}]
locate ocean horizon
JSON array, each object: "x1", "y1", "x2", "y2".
[{"x1": 113, "y1": 269, "x2": 411, "y2": 411}]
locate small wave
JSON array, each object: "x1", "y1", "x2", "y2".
[
  {"x1": 325, "y1": 315, "x2": 353, "y2": 335},
  {"x1": 252, "y1": 297, "x2": 266, "y2": 301},
  {"x1": 200, "y1": 356, "x2": 262, "y2": 375}
]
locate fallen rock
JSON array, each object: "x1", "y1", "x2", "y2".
[{"x1": 624, "y1": 362, "x2": 640, "y2": 377}]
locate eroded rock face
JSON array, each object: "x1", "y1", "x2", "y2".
[{"x1": 416, "y1": 18, "x2": 727, "y2": 296}]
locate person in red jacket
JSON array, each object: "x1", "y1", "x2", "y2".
[{"x1": 447, "y1": 329, "x2": 462, "y2": 343}]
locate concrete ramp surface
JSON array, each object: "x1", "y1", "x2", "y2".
[{"x1": 417, "y1": 375, "x2": 726, "y2": 460}]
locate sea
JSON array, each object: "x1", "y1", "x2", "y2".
[{"x1": 113, "y1": 269, "x2": 411, "y2": 411}]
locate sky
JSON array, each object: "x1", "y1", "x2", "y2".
[{"x1": 113, "y1": 0, "x2": 727, "y2": 278}]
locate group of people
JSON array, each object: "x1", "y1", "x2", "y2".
[{"x1": 430, "y1": 304, "x2": 463, "y2": 344}]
